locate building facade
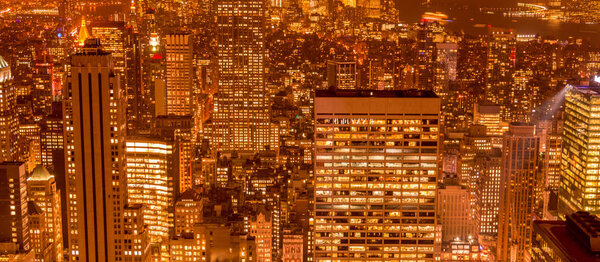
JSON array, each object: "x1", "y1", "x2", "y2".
[
  {"x1": 213, "y1": 0, "x2": 270, "y2": 152},
  {"x1": 63, "y1": 39, "x2": 127, "y2": 262},
  {"x1": 313, "y1": 89, "x2": 440, "y2": 260}
]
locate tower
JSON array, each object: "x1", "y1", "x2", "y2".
[
  {"x1": 213, "y1": 0, "x2": 270, "y2": 153},
  {"x1": 164, "y1": 34, "x2": 194, "y2": 116},
  {"x1": 559, "y1": 86, "x2": 600, "y2": 217},
  {"x1": 497, "y1": 124, "x2": 540, "y2": 261},
  {"x1": 486, "y1": 28, "x2": 516, "y2": 120},
  {"x1": 0, "y1": 55, "x2": 18, "y2": 162},
  {"x1": 63, "y1": 39, "x2": 127, "y2": 262}
]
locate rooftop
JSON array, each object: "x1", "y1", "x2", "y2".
[
  {"x1": 572, "y1": 86, "x2": 600, "y2": 96},
  {"x1": 535, "y1": 220, "x2": 600, "y2": 261},
  {"x1": 316, "y1": 89, "x2": 438, "y2": 98},
  {"x1": 28, "y1": 165, "x2": 53, "y2": 181},
  {"x1": 0, "y1": 55, "x2": 11, "y2": 83}
]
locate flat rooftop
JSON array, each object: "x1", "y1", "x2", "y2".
[
  {"x1": 534, "y1": 220, "x2": 600, "y2": 261},
  {"x1": 572, "y1": 86, "x2": 600, "y2": 96},
  {"x1": 316, "y1": 89, "x2": 438, "y2": 98}
]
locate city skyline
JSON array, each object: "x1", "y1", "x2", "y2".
[{"x1": 0, "y1": 0, "x2": 600, "y2": 261}]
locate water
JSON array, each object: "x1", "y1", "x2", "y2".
[{"x1": 396, "y1": 0, "x2": 600, "y2": 47}]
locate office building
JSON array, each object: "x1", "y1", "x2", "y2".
[
  {"x1": 40, "y1": 115, "x2": 63, "y2": 169},
  {"x1": 0, "y1": 55, "x2": 18, "y2": 162},
  {"x1": 28, "y1": 201, "x2": 53, "y2": 262},
  {"x1": 416, "y1": 22, "x2": 436, "y2": 90},
  {"x1": 153, "y1": 115, "x2": 191, "y2": 195},
  {"x1": 213, "y1": 0, "x2": 270, "y2": 152},
  {"x1": 497, "y1": 124, "x2": 540, "y2": 261},
  {"x1": 122, "y1": 205, "x2": 150, "y2": 261},
  {"x1": 530, "y1": 212, "x2": 600, "y2": 261},
  {"x1": 0, "y1": 162, "x2": 29, "y2": 251},
  {"x1": 486, "y1": 28, "x2": 516, "y2": 120},
  {"x1": 474, "y1": 148, "x2": 502, "y2": 236},
  {"x1": 327, "y1": 60, "x2": 357, "y2": 90},
  {"x1": 559, "y1": 86, "x2": 600, "y2": 217},
  {"x1": 474, "y1": 104, "x2": 508, "y2": 148},
  {"x1": 248, "y1": 212, "x2": 273, "y2": 262},
  {"x1": 174, "y1": 189, "x2": 203, "y2": 236},
  {"x1": 90, "y1": 21, "x2": 141, "y2": 129},
  {"x1": 125, "y1": 137, "x2": 176, "y2": 243},
  {"x1": 435, "y1": 42, "x2": 458, "y2": 97},
  {"x1": 63, "y1": 39, "x2": 127, "y2": 262},
  {"x1": 27, "y1": 165, "x2": 63, "y2": 262},
  {"x1": 164, "y1": 34, "x2": 193, "y2": 116},
  {"x1": 314, "y1": 89, "x2": 440, "y2": 260},
  {"x1": 438, "y1": 181, "x2": 472, "y2": 244}
]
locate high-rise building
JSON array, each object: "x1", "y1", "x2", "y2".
[
  {"x1": 457, "y1": 35, "x2": 487, "y2": 92},
  {"x1": 326, "y1": 60, "x2": 357, "y2": 90},
  {"x1": 90, "y1": 21, "x2": 142, "y2": 130},
  {"x1": 164, "y1": 34, "x2": 193, "y2": 116},
  {"x1": 435, "y1": 42, "x2": 458, "y2": 97},
  {"x1": 497, "y1": 124, "x2": 540, "y2": 261},
  {"x1": 416, "y1": 22, "x2": 436, "y2": 90},
  {"x1": 63, "y1": 39, "x2": 127, "y2": 262},
  {"x1": 122, "y1": 205, "x2": 150, "y2": 261},
  {"x1": 125, "y1": 137, "x2": 176, "y2": 243},
  {"x1": 153, "y1": 115, "x2": 192, "y2": 195},
  {"x1": 213, "y1": 0, "x2": 270, "y2": 152},
  {"x1": 486, "y1": 28, "x2": 516, "y2": 120},
  {"x1": 0, "y1": 55, "x2": 18, "y2": 162},
  {"x1": 438, "y1": 180, "x2": 472, "y2": 244},
  {"x1": 18, "y1": 123, "x2": 41, "y2": 172},
  {"x1": 174, "y1": 189, "x2": 203, "y2": 236},
  {"x1": 508, "y1": 69, "x2": 536, "y2": 122},
  {"x1": 313, "y1": 89, "x2": 440, "y2": 260},
  {"x1": 474, "y1": 104, "x2": 509, "y2": 148},
  {"x1": 543, "y1": 119, "x2": 563, "y2": 192},
  {"x1": 0, "y1": 162, "x2": 29, "y2": 251},
  {"x1": 32, "y1": 55, "x2": 55, "y2": 117},
  {"x1": 27, "y1": 165, "x2": 63, "y2": 262},
  {"x1": 530, "y1": 212, "x2": 600, "y2": 261},
  {"x1": 474, "y1": 148, "x2": 502, "y2": 237},
  {"x1": 248, "y1": 212, "x2": 273, "y2": 262},
  {"x1": 28, "y1": 201, "x2": 52, "y2": 261},
  {"x1": 559, "y1": 86, "x2": 600, "y2": 217},
  {"x1": 90, "y1": 21, "x2": 126, "y2": 88},
  {"x1": 458, "y1": 125, "x2": 493, "y2": 189},
  {"x1": 40, "y1": 114, "x2": 64, "y2": 169}
]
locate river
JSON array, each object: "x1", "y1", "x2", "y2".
[{"x1": 396, "y1": 0, "x2": 600, "y2": 47}]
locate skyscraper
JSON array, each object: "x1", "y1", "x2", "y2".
[
  {"x1": 0, "y1": 162, "x2": 29, "y2": 252},
  {"x1": 486, "y1": 28, "x2": 516, "y2": 120},
  {"x1": 416, "y1": 22, "x2": 436, "y2": 90},
  {"x1": 91, "y1": 21, "x2": 142, "y2": 130},
  {"x1": 313, "y1": 89, "x2": 440, "y2": 260},
  {"x1": 125, "y1": 137, "x2": 176, "y2": 242},
  {"x1": 474, "y1": 148, "x2": 502, "y2": 237},
  {"x1": 63, "y1": 39, "x2": 127, "y2": 262},
  {"x1": 213, "y1": 0, "x2": 270, "y2": 152},
  {"x1": 438, "y1": 180, "x2": 472, "y2": 244},
  {"x1": 164, "y1": 34, "x2": 193, "y2": 116},
  {"x1": 0, "y1": 55, "x2": 18, "y2": 162},
  {"x1": 40, "y1": 114, "x2": 64, "y2": 169},
  {"x1": 27, "y1": 165, "x2": 63, "y2": 262},
  {"x1": 497, "y1": 124, "x2": 540, "y2": 261},
  {"x1": 559, "y1": 86, "x2": 600, "y2": 217},
  {"x1": 434, "y1": 42, "x2": 458, "y2": 97}
]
